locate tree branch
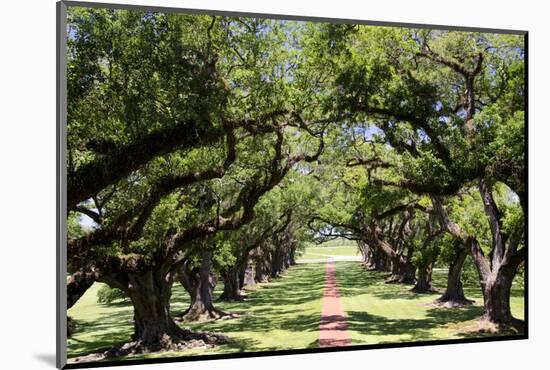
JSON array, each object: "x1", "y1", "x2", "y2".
[
  {"x1": 429, "y1": 195, "x2": 469, "y2": 244},
  {"x1": 478, "y1": 179, "x2": 505, "y2": 269},
  {"x1": 74, "y1": 206, "x2": 102, "y2": 225},
  {"x1": 67, "y1": 130, "x2": 237, "y2": 263},
  {"x1": 68, "y1": 119, "x2": 227, "y2": 211}
]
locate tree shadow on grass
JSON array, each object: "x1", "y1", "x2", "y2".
[
  {"x1": 212, "y1": 265, "x2": 326, "y2": 310},
  {"x1": 338, "y1": 262, "x2": 526, "y2": 345},
  {"x1": 335, "y1": 262, "x2": 524, "y2": 305},
  {"x1": 346, "y1": 311, "x2": 435, "y2": 341},
  {"x1": 178, "y1": 265, "x2": 327, "y2": 353},
  {"x1": 346, "y1": 304, "x2": 486, "y2": 343},
  {"x1": 221, "y1": 338, "x2": 319, "y2": 355},
  {"x1": 191, "y1": 312, "x2": 321, "y2": 336},
  {"x1": 335, "y1": 263, "x2": 428, "y2": 301},
  {"x1": 68, "y1": 308, "x2": 134, "y2": 357},
  {"x1": 370, "y1": 289, "x2": 440, "y2": 301},
  {"x1": 68, "y1": 263, "x2": 327, "y2": 360}
]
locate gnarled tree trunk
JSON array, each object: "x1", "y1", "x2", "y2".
[
  {"x1": 97, "y1": 267, "x2": 226, "y2": 357},
  {"x1": 125, "y1": 270, "x2": 182, "y2": 345},
  {"x1": 387, "y1": 255, "x2": 415, "y2": 284},
  {"x1": 358, "y1": 240, "x2": 372, "y2": 266},
  {"x1": 254, "y1": 260, "x2": 270, "y2": 283},
  {"x1": 180, "y1": 250, "x2": 226, "y2": 321},
  {"x1": 481, "y1": 270, "x2": 515, "y2": 324},
  {"x1": 283, "y1": 253, "x2": 291, "y2": 270},
  {"x1": 471, "y1": 237, "x2": 524, "y2": 326},
  {"x1": 412, "y1": 263, "x2": 434, "y2": 293},
  {"x1": 387, "y1": 255, "x2": 401, "y2": 281},
  {"x1": 242, "y1": 266, "x2": 256, "y2": 287},
  {"x1": 398, "y1": 259, "x2": 416, "y2": 284},
  {"x1": 220, "y1": 267, "x2": 241, "y2": 301},
  {"x1": 270, "y1": 248, "x2": 283, "y2": 278},
  {"x1": 289, "y1": 247, "x2": 297, "y2": 266},
  {"x1": 220, "y1": 251, "x2": 254, "y2": 301},
  {"x1": 435, "y1": 248, "x2": 472, "y2": 305},
  {"x1": 375, "y1": 249, "x2": 390, "y2": 271},
  {"x1": 367, "y1": 247, "x2": 390, "y2": 272}
]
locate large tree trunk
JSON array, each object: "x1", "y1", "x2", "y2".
[
  {"x1": 238, "y1": 260, "x2": 248, "y2": 289},
  {"x1": 387, "y1": 255, "x2": 401, "y2": 280},
  {"x1": 435, "y1": 248, "x2": 473, "y2": 305},
  {"x1": 180, "y1": 250, "x2": 226, "y2": 321},
  {"x1": 368, "y1": 247, "x2": 389, "y2": 272},
  {"x1": 283, "y1": 252, "x2": 291, "y2": 270},
  {"x1": 254, "y1": 255, "x2": 271, "y2": 283},
  {"x1": 270, "y1": 248, "x2": 283, "y2": 278},
  {"x1": 220, "y1": 252, "x2": 254, "y2": 301},
  {"x1": 387, "y1": 255, "x2": 415, "y2": 284},
  {"x1": 219, "y1": 261, "x2": 246, "y2": 301},
  {"x1": 412, "y1": 263, "x2": 434, "y2": 293},
  {"x1": 430, "y1": 189, "x2": 524, "y2": 326},
  {"x1": 242, "y1": 266, "x2": 256, "y2": 287},
  {"x1": 289, "y1": 247, "x2": 297, "y2": 266},
  {"x1": 474, "y1": 182, "x2": 525, "y2": 326},
  {"x1": 398, "y1": 259, "x2": 416, "y2": 284},
  {"x1": 362, "y1": 248, "x2": 371, "y2": 265},
  {"x1": 125, "y1": 270, "x2": 182, "y2": 345},
  {"x1": 96, "y1": 267, "x2": 227, "y2": 357},
  {"x1": 358, "y1": 241, "x2": 372, "y2": 265},
  {"x1": 471, "y1": 238, "x2": 524, "y2": 326},
  {"x1": 481, "y1": 271, "x2": 514, "y2": 324}
]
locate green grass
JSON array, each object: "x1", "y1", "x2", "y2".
[
  {"x1": 297, "y1": 245, "x2": 359, "y2": 260},
  {"x1": 68, "y1": 263, "x2": 326, "y2": 361},
  {"x1": 335, "y1": 262, "x2": 525, "y2": 345},
  {"x1": 67, "y1": 260, "x2": 525, "y2": 363}
]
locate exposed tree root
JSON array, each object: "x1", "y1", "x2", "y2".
[
  {"x1": 178, "y1": 307, "x2": 241, "y2": 322},
  {"x1": 457, "y1": 316, "x2": 525, "y2": 336},
  {"x1": 385, "y1": 275, "x2": 415, "y2": 284},
  {"x1": 361, "y1": 263, "x2": 386, "y2": 273},
  {"x1": 410, "y1": 286, "x2": 439, "y2": 294},
  {"x1": 218, "y1": 293, "x2": 247, "y2": 302},
  {"x1": 431, "y1": 296, "x2": 475, "y2": 308},
  {"x1": 68, "y1": 329, "x2": 229, "y2": 364},
  {"x1": 384, "y1": 275, "x2": 401, "y2": 284}
]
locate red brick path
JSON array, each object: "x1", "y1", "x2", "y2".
[{"x1": 319, "y1": 258, "x2": 352, "y2": 348}]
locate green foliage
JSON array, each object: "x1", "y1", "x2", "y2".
[
  {"x1": 68, "y1": 212, "x2": 87, "y2": 238},
  {"x1": 461, "y1": 257, "x2": 481, "y2": 285},
  {"x1": 96, "y1": 285, "x2": 127, "y2": 304},
  {"x1": 437, "y1": 234, "x2": 463, "y2": 266},
  {"x1": 411, "y1": 238, "x2": 440, "y2": 269}
]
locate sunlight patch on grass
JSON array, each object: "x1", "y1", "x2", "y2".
[
  {"x1": 68, "y1": 263, "x2": 325, "y2": 360},
  {"x1": 297, "y1": 245, "x2": 359, "y2": 260},
  {"x1": 67, "y1": 260, "x2": 525, "y2": 362},
  {"x1": 334, "y1": 262, "x2": 525, "y2": 345}
]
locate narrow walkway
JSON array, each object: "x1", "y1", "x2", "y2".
[{"x1": 319, "y1": 257, "x2": 352, "y2": 348}]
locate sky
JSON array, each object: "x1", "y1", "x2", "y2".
[{"x1": 78, "y1": 209, "x2": 98, "y2": 230}]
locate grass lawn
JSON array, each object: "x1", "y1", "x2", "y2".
[
  {"x1": 297, "y1": 245, "x2": 359, "y2": 260},
  {"x1": 67, "y1": 260, "x2": 525, "y2": 363},
  {"x1": 68, "y1": 263, "x2": 326, "y2": 362},
  {"x1": 335, "y1": 262, "x2": 525, "y2": 344}
]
